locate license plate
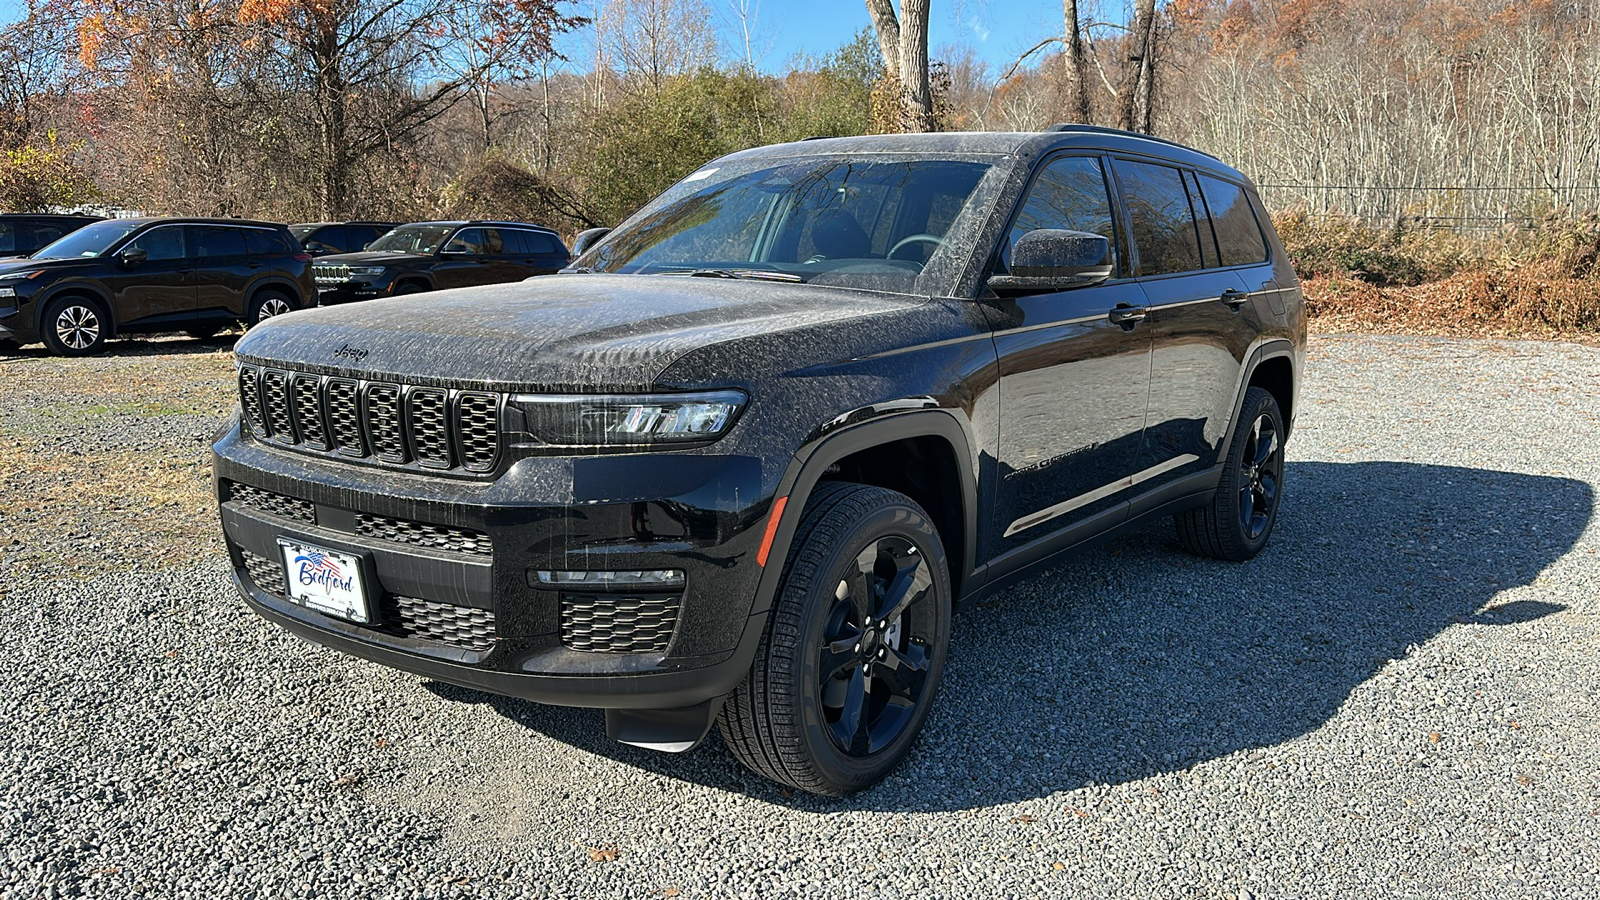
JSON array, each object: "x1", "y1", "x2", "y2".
[{"x1": 277, "y1": 538, "x2": 372, "y2": 624}]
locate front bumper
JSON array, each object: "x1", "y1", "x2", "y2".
[
  {"x1": 316, "y1": 281, "x2": 388, "y2": 305},
  {"x1": 0, "y1": 301, "x2": 35, "y2": 343},
  {"x1": 213, "y1": 424, "x2": 773, "y2": 710}
]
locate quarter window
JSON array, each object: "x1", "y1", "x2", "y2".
[
  {"x1": 1111, "y1": 159, "x2": 1203, "y2": 276},
  {"x1": 1197, "y1": 175, "x2": 1269, "y2": 266},
  {"x1": 195, "y1": 226, "x2": 247, "y2": 258},
  {"x1": 1008, "y1": 156, "x2": 1118, "y2": 273}
]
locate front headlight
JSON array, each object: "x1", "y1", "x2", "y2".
[
  {"x1": 347, "y1": 266, "x2": 388, "y2": 277},
  {"x1": 508, "y1": 390, "x2": 746, "y2": 449},
  {"x1": 0, "y1": 286, "x2": 15, "y2": 298}
]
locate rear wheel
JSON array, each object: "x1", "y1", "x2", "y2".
[
  {"x1": 1175, "y1": 386, "x2": 1286, "y2": 561},
  {"x1": 717, "y1": 482, "x2": 951, "y2": 795},
  {"x1": 41, "y1": 297, "x2": 108, "y2": 356},
  {"x1": 248, "y1": 290, "x2": 295, "y2": 326}
]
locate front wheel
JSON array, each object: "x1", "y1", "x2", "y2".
[
  {"x1": 1175, "y1": 386, "x2": 1286, "y2": 561},
  {"x1": 717, "y1": 482, "x2": 951, "y2": 795},
  {"x1": 41, "y1": 297, "x2": 108, "y2": 356}
]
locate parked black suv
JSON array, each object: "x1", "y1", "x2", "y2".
[
  {"x1": 215, "y1": 127, "x2": 1304, "y2": 795},
  {"x1": 0, "y1": 217, "x2": 315, "y2": 355},
  {"x1": 0, "y1": 213, "x2": 102, "y2": 259},
  {"x1": 311, "y1": 221, "x2": 569, "y2": 304},
  {"x1": 290, "y1": 221, "x2": 399, "y2": 257}
]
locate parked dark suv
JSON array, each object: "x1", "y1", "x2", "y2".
[
  {"x1": 214, "y1": 127, "x2": 1304, "y2": 795},
  {"x1": 0, "y1": 213, "x2": 102, "y2": 259},
  {"x1": 290, "y1": 221, "x2": 399, "y2": 257},
  {"x1": 311, "y1": 220, "x2": 568, "y2": 304},
  {"x1": 0, "y1": 217, "x2": 315, "y2": 355}
]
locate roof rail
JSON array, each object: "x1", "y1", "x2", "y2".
[{"x1": 1044, "y1": 123, "x2": 1220, "y2": 161}]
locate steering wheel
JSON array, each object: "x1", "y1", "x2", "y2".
[{"x1": 888, "y1": 233, "x2": 944, "y2": 260}]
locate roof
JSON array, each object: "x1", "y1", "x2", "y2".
[
  {"x1": 405, "y1": 220, "x2": 558, "y2": 233},
  {"x1": 109, "y1": 216, "x2": 285, "y2": 228},
  {"x1": 728, "y1": 126, "x2": 1250, "y2": 183}
]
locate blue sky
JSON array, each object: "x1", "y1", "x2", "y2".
[{"x1": 0, "y1": 0, "x2": 1070, "y2": 76}]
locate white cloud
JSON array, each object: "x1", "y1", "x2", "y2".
[{"x1": 968, "y1": 14, "x2": 992, "y2": 43}]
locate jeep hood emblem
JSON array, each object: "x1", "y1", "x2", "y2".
[{"x1": 332, "y1": 343, "x2": 368, "y2": 362}]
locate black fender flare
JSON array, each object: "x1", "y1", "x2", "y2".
[
  {"x1": 746, "y1": 408, "x2": 981, "y2": 621},
  {"x1": 390, "y1": 274, "x2": 435, "y2": 293},
  {"x1": 1215, "y1": 338, "x2": 1299, "y2": 463}
]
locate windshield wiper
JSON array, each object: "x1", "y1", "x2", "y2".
[{"x1": 669, "y1": 268, "x2": 803, "y2": 283}]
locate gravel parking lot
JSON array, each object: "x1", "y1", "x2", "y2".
[{"x1": 2, "y1": 333, "x2": 1598, "y2": 899}]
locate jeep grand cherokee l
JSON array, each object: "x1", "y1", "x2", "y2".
[
  {"x1": 311, "y1": 220, "x2": 568, "y2": 304},
  {"x1": 290, "y1": 221, "x2": 399, "y2": 257},
  {"x1": 0, "y1": 217, "x2": 314, "y2": 355},
  {"x1": 0, "y1": 213, "x2": 102, "y2": 259},
  {"x1": 214, "y1": 126, "x2": 1304, "y2": 795}
]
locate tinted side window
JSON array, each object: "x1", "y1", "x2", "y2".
[
  {"x1": 1007, "y1": 155, "x2": 1118, "y2": 273},
  {"x1": 312, "y1": 226, "x2": 347, "y2": 252},
  {"x1": 347, "y1": 226, "x2": 380, "y2": 249},
  {"x1": 1198, "y1": 175, "x2": 1269, "y2": 266},
  {"x1": 1183, "y1": 171, "x2": 1221, "y2": 269},
  {"x1": 444, "y1": 228, "x2": 485, "y2": 254},
  {"x1": 245, "y1": 229, "x2": 293, "y2": 255},
  {"x1": 128, "y1": 226, "x2": 186, "y2": 261},
  {"x1": 27, "y1": 222, "x2": 68, "y2": 251},
  {"x1": 515, "y1": 230, "x2": 559, "y2": 255},
  {"x1": 1112, "y1": 159, "x2": 1203, "y2": 276},
  {"x1": 0, "y1": 222, "x2": 12, "y2": 253},
  {"x1": 195, "y1": 226, "x2": 247, "y2": 258}
]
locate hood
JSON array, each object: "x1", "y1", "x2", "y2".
[
  {"x1": 0, "y1": 256, "x2": 87, "y2": 274},
  {"x1": 317, "y1": 251, "x2": 431, "y2": 266},
  {"x1": 234, "y1": 273, "x2": 926, "y2": 391}
]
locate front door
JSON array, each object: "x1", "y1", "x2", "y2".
[
  {"x1": 107, "y1": 224, "x2": 196, "y2": 329},
  {"x1": 435, "y1": 227, "x2": 520, "y2": 289},
  {"x1": 985, "y1": 154, "x2": 1151, "y2": 560}
]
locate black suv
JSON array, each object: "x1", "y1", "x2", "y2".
[
  {"x1": 0, "y1": 217, "x2": 315, "y2": 355},
  {"x1": 290, "y1": 221, "x2": 399, "y2": 257},
  {"x1": 214, "y1": 127, "x2": 1304, "y2": 795},
  {"x1": 0, "y1": 213, "x2": 102, "y2": 259},
  {"x1": 311, "y1": 221, "x2": 568, "y2": 304}
]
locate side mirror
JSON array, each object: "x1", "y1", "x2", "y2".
[
  {"x1": 570, "y1": 227, "x2": 611, "y2": 258},
  {"x1": 988, "y1": 229, "x2": 1112, "y2": 293},
  {"x1": 303, "y1": 241, "x2": 328, "y2": 254},
  {"x1": 439, "y1": 246, "x2": 468, "y2": 256},
  {"x1": 117, "y1": 246, "x2": 148, "y2": 267}
]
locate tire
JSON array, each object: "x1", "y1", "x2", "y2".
[
  {"x1": 248, "y1": 290, "x2": 296, "y2": 326},
  {"x1": 0, "y1": 337, "x2": 19, "y2": 353},
  {"x1": 394, "y1": 281, "x2": 428, "y2": 296},
  {"x1": 40, "y1": 296, "x2": 109, "y2": 356},
  {"x1": 1175, "y1": 386, "x2": 1286, "y2": 561},
  {"x1": 717, "y1": 482, "x2": 951, "y2": 796}
]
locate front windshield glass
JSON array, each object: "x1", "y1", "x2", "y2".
[
  {"x1": 291, "y1": 224, "x2": 324, "y2": 240},
  {"x1": 583, "y1": 157, "x2": 992, "y2": 292},
  {"x1": 366, "y1": 224, "x2": 454, "y2": 254},
  {"x1": 32, "y1": 220, "x2": 145, "y2": 259}
]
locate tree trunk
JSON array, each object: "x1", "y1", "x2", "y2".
[
  {"x1": 898, "y1": 0, "x2": 933, "y2": 131},
  {"x1": 1136, "y1": 17, "x2": 1156, "y2": 134},
  {"x1": 1119, "y1": 0, "x2": 1155, "y2": 132},
  {"x1": 864, "y1": 0, "x2": 902, "y2": 83},
  {"x1": 311, "y1": 28, "x2": 349, "y2": 218},
  {"x1": 1063, "y1": 0, "x2": 1090, "y2": 123}
]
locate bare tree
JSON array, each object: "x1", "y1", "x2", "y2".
[
  {"x1": 1062, "y1": 0, "x2": 1090, "y2": 123},
  {"x1": 863, "y1": 0, "x2": 935, "y2": 132},
  {"x1": 1118, "y1": 0, "x2": 1156, "y2": 133}
]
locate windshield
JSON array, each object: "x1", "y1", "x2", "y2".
[
  {"x1": 583, "y1": 157, "x2": 992, "y2": 292},
  {"x1": 367, "y1": 224, "x2": 454, "y2": 254},
  {"x1": 32, "y1": 220, "x2": 145, "y2": 259},
  {"x1": 290, "y1": 224, "x2": 325, "y2": 240}
]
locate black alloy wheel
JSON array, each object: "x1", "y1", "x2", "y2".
[
  {"x1": 1175, "y1": 386, "x2": 1286, "y2": 561},
  {"x1": 718, "y1": 482, "x2": 951, "y2": 795}
]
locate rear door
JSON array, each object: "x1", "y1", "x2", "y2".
[
  {"x1": 106, "y1": 224, "x2": 196, "y2": 328},
  {"x1": 505, "y1": 229, "x2": 567, "y2": 277},
  {"x1": 192, "y1": 225, "x2": 255, "y2": 318},
  {"x1": 986, "y1": 153, "x2": 1152, "y2": 556},
  {"x1": 1111, "y1": 158, "x2": 1257, "y2": 486}
]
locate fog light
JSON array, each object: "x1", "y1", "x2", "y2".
[{"x1": 531, "y1": 569, "x2": 685, "y2": 589}]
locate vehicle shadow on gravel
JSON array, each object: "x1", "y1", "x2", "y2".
[{"x1": 431, "y1": 460, "x2": 1592, "y2": 811}]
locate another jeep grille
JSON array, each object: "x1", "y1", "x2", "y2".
[
  {"x1": 313, "y1": 263, "x2": 349, "y2": 284},
  {"x1": 238, "y1": 549, "x2": 497, "y2": 652},
  {"x1": 561, "y1": 594, "x2": 681, "y2": 653},
  {"x1": 238, "y1": 365, "x2": 502, "y2": 474}
]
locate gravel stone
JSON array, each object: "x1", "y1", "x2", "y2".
[{"x1": 2, "y1": 333, "x2": 1598, "y2": 897}]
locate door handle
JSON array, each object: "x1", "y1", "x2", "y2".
[
  {"x1": 246, "y1": 261, "x2": 264, "y2": 269},
  {"x1": 1107, "y1": 304, "x2": 1147, "y2": 327},
  {"x1": 1220, "y1": 289, "x2": 1250, "y2": 308}
]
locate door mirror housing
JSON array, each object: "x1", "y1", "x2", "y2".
[
  {"x1": 570, "y1": 227, "x2": 611, "y2": 258},
  {"x1": 117, "y1": 246, "x2": 148, "y2": 267},
  {"x1": 988, "y1": 229, "x2": 1112, "y2": 293}
]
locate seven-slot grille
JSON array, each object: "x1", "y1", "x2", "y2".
[
  {"x1": 238, "y1": 364, "x2": 501, "y2": 474},
  {"x1": 312, "y1": 262, "x2": 350, "y2": 285}
]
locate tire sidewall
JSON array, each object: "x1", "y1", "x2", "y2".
[
  {"x1": 782, "y1": 494, "x2": 952, "y2": 793},
  {"x1": 1221, "y1": 388, "x2": 1285, "y2": 555},
  {"x1": 249, "y1": 291, "x2": 295, "y2": 326},
  {"x1": 41, "y1": 296, "x2": 108, "y2": 356}
]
